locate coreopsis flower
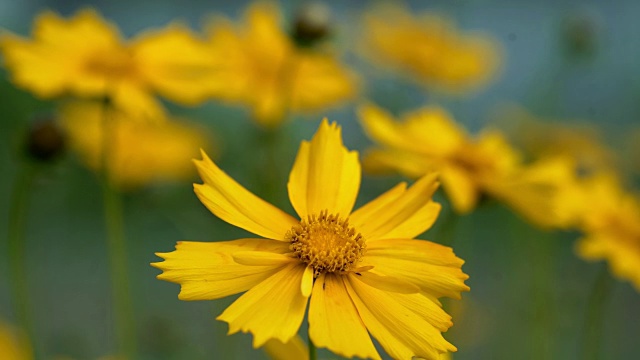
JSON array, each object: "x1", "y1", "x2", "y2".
[
  {"x1": 363, "y1": 5, "x2": 502, "y2": 94},
  {"x1": 0, "y1": 9, "x2": 215, "y2": 119},
  {"x1": 153, "y1": 120, "x2": 469, "y2": 359},
  {"x1": 359, "y1": 103, "x2": 575, "y2": 228},
  {"x1": 60, "y1": 101, "x2": 210, "y2": 188},
  {"x1": 573, "y1": 174, "x2": 640, "y2": 291},
  {"x1": 204, "y1": 2, "x2": 357, "y2": 127}
]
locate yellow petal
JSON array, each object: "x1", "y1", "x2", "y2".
[
  {"x1": 440, "y1": 165, "x2": 479, "y2": 214},
  {"x1": 356, "y1": 271, "x2": 420, "y2": 294},
  {"x1": 301, "y1": 266, "x2": 314, "y2": 298},
  {"x1": 232, "y1": 251, "x2": 295, "y2": 266},
  {"x1": 152, "y1": 239, "x2": 289, "y2": 300},
  {"x1": 217, "y1": 263, "x2": 308, "y2": 347},
  {"x1": 345, "y1": 274, "x2": 457, "y2": 359},
  {"x1": 263, "y1": 336, "x2": 308, "y2": 360},
  {"x1": 359, "y1": 104, "x2": 465, "y2": 156},
  {"x1": 308, "y1": 274, "x2": 380, "y2": 360},
  {"x1": 363, "y1": 240, "x2": 469, "y2": 299},
  {"x1": 132, "y1": 24, "x2": 218, "y2": 106},
  {"x1": 194, "y1": 150, "x2": 298, "y2": 240},
  {"x1": 287, "y1": 119, "x2": 361, "y2": 219},
  {"x1": 350, "y1": 173, "x2": 440, "y2": 240}
]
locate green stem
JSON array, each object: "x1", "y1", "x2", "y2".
[
  {"x1": 308, "y1": 329, "x2": 317, "y2": 360},
  {"x1": 101, "y1": 99, "x2": 137, "y2": 359},
  {"x1": 7, "y1": 163, "x2": 37, "y2": 356},
  {"x1": 581, "y1": 266, "x2": 613, "y2": 360}
]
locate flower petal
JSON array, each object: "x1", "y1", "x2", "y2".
[
  {"x1": 194, "y1": 150, "x2": 298, "y2": 240},
  {"x1": 440, "y1": 165, "x2": 478, "y2": 214},
  {"x1": 232, "y1": 251, "x2": 295, "y2": 266},
  {"x1": 345, "y1": 274, "x2": 457, "y2": 360},
  {"x1": 301, "y1": 266, "x2": 314, "y2": 298},
  {"x1": 287, "y1": 119, "x2": 361, "y2": 219},
  {"x1": 263, "y1": 336, "x2": 308, "y2": 360},
  {"x1": 217, "y1": 263, "x2": 308, "y2": 347},
  {"x1": 356, "y1": 271, "x2": 420, "y2": 294},
  {"x1": 152, "y1": 239, "x2": 290, "y2": 300},
  {"x1": 350, "y1": 173, "x2": 440, "y2": 240},
  {"x1": 308, "y1": 273, "x2": 380, "y2": 360},
  {"x1": 363, "y1": 239, "x2": 469, "y2": 299}
]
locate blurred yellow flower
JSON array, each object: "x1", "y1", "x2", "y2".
[
  {"x1": 60, "y1": 101, "x2": 210, "y2": 189},
  {"x1": 153, "y1": 120, "x2": 468, "y2": 359},
  {"x1": 363, "y1": 5, "x2": 502, "y2": 94},
  {"x1": 204, "y1": 2, "x2": 357, "y2": 127},
  {"x1": 0, "y1": 9, "x2": 215, "y2": 119},
  {"x1": 573, "y1": 174, "x2": 640, "y2": 291},
  {"x1": 359, "y1": 103, "x2": 575, "y2": 228},
  {"x1": 493, "y1": 104, "x2": 617, "y2": 176},
  {"x1": 0, "y1": 322, "x2": 31, "y2": 360}
]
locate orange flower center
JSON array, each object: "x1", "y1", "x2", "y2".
[
  {"x1": 286, "y1": 210, "x2": 366, "y2": 278},
  {"x1": 85, "y1": 49, "x2": 136, "y2": 79}
]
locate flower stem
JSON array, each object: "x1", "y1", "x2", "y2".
[
  {"x1": 308, "y1": 329, "x2": 317, "y2": 360},
  {"x1": 101, "y1": 99, "x2": 137, "y2": 359},
  {"x1": 581, "y1": 266, "x2": 613, "y2": 360},
  {"x1": 7, "y1": 163, "x2": 37, "y2": 356}
]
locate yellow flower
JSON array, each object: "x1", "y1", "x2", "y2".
[
  {"x1": 60, "y1": 101, "x2": 211, "y2": 189},
  {"x1": 204, "y1": 2, "x2": 357, "y2": 127},
  {"x1": 574, "y1": 174, "x2": 640, "y2": 291},
  {"x1": 363, "y1": 5, "x2": 502, "y2": 94},
  {"x1": 0, "y1": 322, "x2": 31, "y2": 360},
  {"x1": 359, "y1": 103, "x2": 575, "y2": 228},
  {"x1": 153, "y1": 120, "x2": 469, "y2": 359},
  {"x1": 1, "y1": 9, "x2": 215, "y2": 119}
]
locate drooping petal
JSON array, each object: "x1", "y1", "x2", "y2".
[
  {"x1": 152, "y1": 239, "x2": 290, "y2": 300},
  {"x1": 194, "y1": 150, "x2": 298, "y2": 240},
  {"x1": 308, "y1": 274, "x2": 380, "y2": 360},
  {"x1": 440, "y1": 165, "x2": 479, "y2": 214},
  {"x1": 263, "y1": 336, "x2": 308, "y2": 360},
  {"x1": 345, "y1": 274, "x2": 457, "y2": 360},
  {"x1": 287, "y1": 119, "x2": 361, "y2": 219},
  {"x1": 363, "y1": 239, "x2": 469, "y2": 299},
  {"x1": 350, "y1": 173, "x2": 440, "y2": 240},
  {"x1": 217, "y1": 263, "x2": 308, "y2": 347}
]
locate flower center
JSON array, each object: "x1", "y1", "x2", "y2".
[
  {"x1": 286, "y1": 210, "x2": 366, "y2": 278},
  {"x1": 85, "y1": 49, "x2": 136, "y2": 79}
]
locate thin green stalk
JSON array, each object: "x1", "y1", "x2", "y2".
[
  {"x1": 581, "y1": 266, "x2": 613, "y2": 360},
  {"x1": 308, "y1": 329, "x2": 317, "y2": 360},
  {"x1": 101, "y1": 99, "x2": 137, "y2": 359},
  {"x1": 7, "y1": 163, "x2": 37, "y2": 356}
]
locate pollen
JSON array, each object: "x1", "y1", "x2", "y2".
[{"x1": 286, "y1": 210, "x2": 366, "y2": 278}]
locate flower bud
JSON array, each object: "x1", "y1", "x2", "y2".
[{"x1": 25, "y1": 117, "x2": 65, "y2": 162}]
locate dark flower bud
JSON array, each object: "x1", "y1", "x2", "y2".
[
  {"x1": 292, "y1": 2, "x2": 331, "y2": 47},
  {"x1": 562, "y1": 10, "x2": 601, "y2": 59},
  {"x1": 25, "y1": 117, "x2": 65, "y2": 162}
]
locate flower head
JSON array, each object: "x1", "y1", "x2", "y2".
[
  {"x1": 359, "y1": 103, "x2": 575, "y2": 228},
  {"x1": 1, "y1": 9, "x2": 215, "y2": 119},
  {"x1": 153, "y1": 120, "x2": 469, "y2": 359},
  {"x1": 363, "y1": 5, "x2": 502, "y2": 94},
  {"x1": 204, "y1": 2, "x2": 357, "y2": 127},
  {"x1": 60, "y1": 101, "x2": 210, "y2": 189}
]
